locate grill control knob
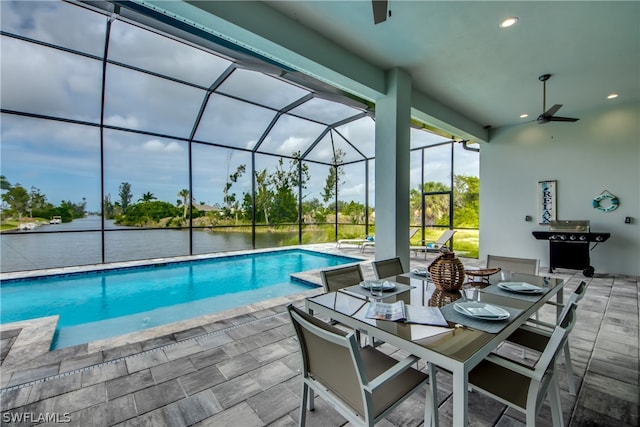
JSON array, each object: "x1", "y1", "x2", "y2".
[
  {"x1": 595, "y1": 235, "x2": 603, "y2": 242},
  {"x1": 569, "y1": 235, "x2": 577, "y2": 241},
  {"x1": 579, "y1": 235, "x2": 587, "y2": 241},
  {"x1": 559, "y1": 235, "x2": 567, "y2": 240},
  {"x1": 549, "y1": 235, "x2": 557, "y2": 240}
]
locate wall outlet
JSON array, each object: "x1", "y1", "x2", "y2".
[
  {"x1": 625, "y1": 216, "x2": 632, "y2": 224},
  {"x1": 525, "y1": 215, "x2": 532, "y2": 222}
]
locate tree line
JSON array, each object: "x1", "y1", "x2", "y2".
[
  {"x1": 0, "y1": 175, "x2": 86, "y2": 223},
  {"x1": 1, "y1": 155, "x2": 479, "y2": 230}
]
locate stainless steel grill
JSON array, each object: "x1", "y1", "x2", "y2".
[
  {"x1": 549, "y1": 220, "x2": 590, "y2": 233},
  {"x1": 532, "y1": 220, "x2": 610, "y2": 277}
]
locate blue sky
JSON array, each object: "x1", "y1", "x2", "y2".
[{"x1": 0, "y1": 1, "x2": 478, "y2": 212}]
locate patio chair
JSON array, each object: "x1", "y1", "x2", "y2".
[
  {"x1": 460, "y1": 302, "x2": 578, "y2": 427},
  {"x1": 410, "y1": 229, "x2": 456, "y2": 259},
  {"x1": 319, "y1": 264, "x2": 366, "y2": 342},
  {"x1": 320, "y1": 264, "x2": 364, "y2": 293},
  {"x1": 487, "y1": 254, "x2": 541, "y2": 346},
  {"x1": 287, "y1": 304, "x2": 438, "y2": 427},
  {"x1": 486, "y1": 254, "x2": 540, "y2": 275},
  {"x1": 372, "y1": 257, "x2": 405, "y2": 279},
  {"x1": 361, "y1": 228, "x2": 419, "y2": 253},
  {"x1": 502, "y1": 281, "x2": 588, "y2": 395}
]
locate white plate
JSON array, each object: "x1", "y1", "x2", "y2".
[
  {"x1": 411, "y1": 268, "x2": 429, "y2": 277},
  {"x1": 498, "y1": 282, "x2": 543, "y2": 294},
  {"x1": 453, "y1": 301, "x2": 510, "y2": 320},
  {"x1": 360, "y1": 280, "x2": 396, "y2": 291}
]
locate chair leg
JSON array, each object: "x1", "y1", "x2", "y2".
[
  {"x1": 427, "y1": 363, "x2": 439, "y2": 427},
  {"x1": 548, "y1": 375, "x2": 565, "y2": 427},
  {"x1": 299, "y1": 382, "x2": 308, "y2": 426},
  {"x1": 563, "y1": 342, "x2": 577, "y2": 395}
]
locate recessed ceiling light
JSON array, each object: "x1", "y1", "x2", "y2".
[
  {"x1": 607, "y1": 93, "x2": 618, "y2": 99},
  {"x1": 520, "y1": 114, "x2": 529, "y2": 118},
  {"x1": 499, "y1": 17, "x2": 518, "y2": 28}
]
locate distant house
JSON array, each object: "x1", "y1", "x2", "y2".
[{"x1": 193, "y1": 204, "x2": 219, "y2": 213}]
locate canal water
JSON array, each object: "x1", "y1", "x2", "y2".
[{"x1": 1, "y1": 216, "x2": 303, "y2": 273}]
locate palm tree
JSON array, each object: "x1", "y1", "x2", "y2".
[
  {"x1": 138, "y1": 192, "x2": 156, "y2": 202},
  {"x1": 178, "y1": 189, "x2": 190, "y2": 219}
]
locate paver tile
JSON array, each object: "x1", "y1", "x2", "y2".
[
  {"x1": 106, "y1": 369, "x2": 155, "y2": 400},
  {"x1": 125, "y1": 350, "x2": 169, "y2": 373},
  {"x1": 193, "y1": 401, "x2": 263, "y2": 427},
  {"x1": 162, "y1": 390, "x2": 223, "y2": 426},
  {"x1": 210, "y1": 373, "x2": 262, "y2": 409},
  {"x1": 179, "y1": 364, "x2": 226, "y2": 396},
  {"x1": 150, "y1": 357, "x2": 197, "y2": 383},
  {"x1": 134, "y1": 379, "x2": 185, "y2": 414}
]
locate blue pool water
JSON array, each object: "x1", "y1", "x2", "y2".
[{"x1": 0, "y1": 249, "x2": 358, "y2": 349}]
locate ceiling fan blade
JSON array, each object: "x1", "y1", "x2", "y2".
[
  {"x1": 544, "y1": 104, "x2": 563, "y2": 117},
  {"x1": 547, "y1": 116, "x2": 579, "y2": 122},
  {"x1": 372, "y1": 0, "x2": 388, "y2": 24}
]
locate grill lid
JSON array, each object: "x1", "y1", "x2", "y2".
[{"x1": 549, "y1": 220, "x2": 590, "y2": 232}]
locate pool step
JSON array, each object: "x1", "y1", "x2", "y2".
[{"x1": 0, "y1": 315, "x2": 58, "y2": 373}]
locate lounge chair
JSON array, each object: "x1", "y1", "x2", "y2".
[
  {"x1": 336, "y1": 236, "x2": 374, "y2": 249},
  {"x1": 410, "y1": 229, "x2": 456, "y2": 259},
  {"x1": 361, "y1": 228, "x2": 419, "y2": 253}
]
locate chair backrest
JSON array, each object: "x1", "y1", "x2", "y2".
[
  {"x1": 570, "y1": 280, "x2": 589, "y2": 304},
  {"x1": 409, "y1": 227, "x2": 420, "y2": 241},
  {"x1": 435, "y1": 229, "x2": 456, "y2": 246},
  {"x1": 320, "y1": 264, "x2": 364, "y2": 293},
  {"x1": 372, "y1": 257, "x2": 404, "y2": 279},
  {"x1": 287, "y1": 304, "x2": 368, "y2": 416},
  {"x1": 486, "y1": 254, "x2": 540, "y2": 275},
  {"x1": 558, "y1": 280, "x2": 588, "y2": 320},
  {"x1": 530, "y1": 302, "x2": 578, "y2": 410}
]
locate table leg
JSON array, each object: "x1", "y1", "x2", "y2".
[{"x1": 452, "y1": 366, "x2": 468, "y2": 427}]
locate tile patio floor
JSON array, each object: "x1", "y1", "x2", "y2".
[{"x1": 1, "y1": 244, "x2": 638, "y2": 426}]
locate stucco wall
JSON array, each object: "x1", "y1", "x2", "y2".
[{"x1": 479, "y1": 101, "x2": 640, "y2": 276}]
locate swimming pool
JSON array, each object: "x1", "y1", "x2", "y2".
[{"x1": 0, "y1": 249, "x2": 359, "y2": 349}]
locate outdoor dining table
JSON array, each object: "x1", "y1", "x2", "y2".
[{"x1": 305, "y1": 272, "x2": 565, "y2": 427}]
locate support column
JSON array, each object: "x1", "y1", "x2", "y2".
[{"x1": 374, "y1": 68, "x2": 412, "y2": 267}]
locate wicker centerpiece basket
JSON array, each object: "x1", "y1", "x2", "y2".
[{"x1": 427, "y1": 247, "x2": 465, "y2": 291}]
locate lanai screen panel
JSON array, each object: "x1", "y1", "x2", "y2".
[
  {"x1": 0, "y1": 115, "x2": 101, "y2": 228},
  {"x1": 256, "y1": 114, "x2": 326, "y2": 156},
  {"x1": 305, "y1": 130, "x2": 365, "y2": 164},
  {"x1": 194, "y1": 93, "x2": 276, "y2": 150},
  {"x1": 191, "y1": 144, "x2": 252, "y2": 214},
  {"x1": 1, "y1": 37, "x2": 103, "y2": 122},
  {"x1": 103, "y1": 63, "x2": 205, "y2": 138},
  {"x1": 108, "y1": 19, "x2": 232, "y2": 87},
  {"x1": 1, "y1": 1, "x2": 107, "y2": 56},
  {"x1": 103, "y1": 129, "x2": 189, "y2": 228},
  {"x1": 288, "y1": 97, "x2": 362, "y2": 125},
  {"x1": 335, "y1": 116, "x2": 375, "y2": 159},
  {"x1": 216, "y1": 68, "x2": 310, "y2": 110}
]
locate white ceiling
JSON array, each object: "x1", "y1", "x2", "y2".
[{"x1": 263, "y1": 0, "x2": 640, "y2": 130}]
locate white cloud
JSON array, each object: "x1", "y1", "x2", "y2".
[
  {"x1": 105, "y1": 114, "x2": 141, "y2": 129},
  {"x1": 142, "y1": 140, "x2": 184, "y2": 153},
  {"x1": 279, "y1": 136, "x2": 310, "y2": 155}
]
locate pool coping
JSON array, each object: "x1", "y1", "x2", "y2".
[{"x1": 1, "y1": 316, "x2": 59, "y2": 369}]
